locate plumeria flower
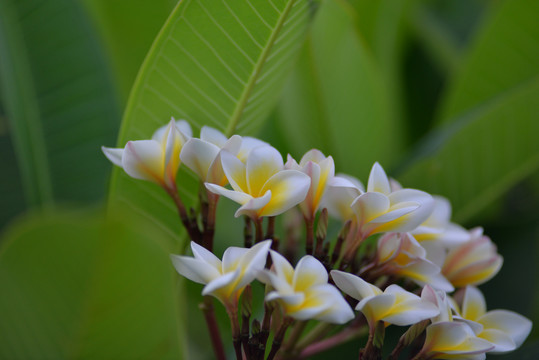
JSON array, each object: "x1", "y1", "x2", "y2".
[
  {"x1": 349, "y1": 162, "x2": 434, "y2": 238},
  {"x1": 410, "y1": 196, "x2": 470, "y2": 246},
  {"x1": 441, "y1": 227, "x2": 503, "y2": 287},
  {"x1": 285, "y1": 149, "x2": 335, "y2": 220},
  {"x1": 180, "y1": 126, "x2": 242, "y2": 186},
  {"x1": 170, "y1": 240, "x2": 271, "y2": 306},
  {"x1": 258, "y1": 251, "x2": 354, "y2": 324},
  {"x1": 376, "y1": 233, "x2": 453, "y2": 291},
  {"x1": 330, "y1": 270, "x2": 439, "y2": 331},
  {"x1": 454, "y1": 286, "x2": 532, "y2": 353},
  {"x1": 419, "y1": 321, "x2": 494, "y2": 360},
  {"x1": 321, "y1": 174, "x2": 364, "y2": 223},
  {"x1": 102, "y1": 118, "x2": 191, "y2": 190},
  {"x1": 205, "y1": 145, "x2": 310, "y2": 219}
]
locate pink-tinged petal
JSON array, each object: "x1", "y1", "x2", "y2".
[
  {"x1": 102, "y1": 146, "x2": 123, "y2": 167},
  {"x1": 293, "y1": 255, "x2": 328, "y2": 291},
  {"x1": 235, "y1": 191, "x2": 272, "y2": 218},
  {"x1": 202, "y1": 270, "x2": 240, "y2": 298},
  {"x1": 205, "y1": 183, "x2": 252, "y2": 205},
  {"x1": 330, "y1": 270, "x2": 382, "y2": 300},
  {"x1": 367, "y1": 162, "x2": 391, "y2": 194},
  {"x1": 479, "y1": 329, "x2": 516, "y2": 353},
  {"x1": 448, "y1": 255, "x2": 503, "y2": 287},
  {"x1": 479, "y1": 310, "x2": 532, "y2": 348},
  {"x1": 258, "y1": 170, "x2": 310, "y2": 217},
  {"x1": 122, "y1": 140, "x2": 164, "y2": 184},
  {"x1": 246, "y1": 146, "x2": 284, "y2": 196},
  {"x1": 389, "y1": 178, "x2": 403, "y2": 192},
  {"x1": 308, "y1": 285, "x2": 355, "y2": 324},
  {"x1": 170, "y1": 254, "x2": 220, "y2": 285},
  {"x1": 299, "y1": 149, "x2": 326, "y2": 166},
  {"x1": 458, "y1": 286, "x2": 487, "y2": 321},
  {"x1": 180, "y1": 138, "x2": 220, "y2": 180},
  {"x1": 200, "y1": 126, "x2": 228, "y2": 147},
  {"x1": 269, "y1": 250, "x2": 295, "y2": 285},
  {"x1": 266, "y1": 291, "x2": 304, "y2": 305},
  {"x1": 190, "y1": 241, "x2": 222, "y2": 271},
  {"x1": 284, "y1": 154, "x2": 300, "y2": 170},
  {"x1": 237, "y1": 136, "x2": 268, "y2": 162},
  {"x1": 421, "y1": 285, "x2": 453, "y2": 322},
  {"x1": 377, "y1": 233, "x2": 402, "y2": 263},
  {"x1": 351, "y1": 192, "x2": 390, "y2": 224},
  {"x1": 220, "y1": 150, "x2": 248, "y2": 192}
]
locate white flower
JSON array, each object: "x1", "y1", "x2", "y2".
[
  {"x1": 205, "y1": 145, "x2": 310, "y2": 219},
  {"x1": 349, "y1": 162, "x2": 434, "y2": 237},
  {"x1": 321, "y1": 174, "x2": 364, "y2": 222},
  {"x1": 411, "y1": 196, "x2": 470, "y2": 247},
  {"x1": 102, "y1": 118, "x2": 191, "y2": 190},
  {"x1": 170, "y1": 240, "x2": 271, "y2": 305},
  {"x1": 441, "y1": 228, "x2": 503, "y2": 287},
  {"x1": 258, "y1": 251, "x2": 354, "y2": 324},
  {"x1": 454, "y1": 286, "x2": 532, "y2": 353},
  {"x1": 331, "y1": 270, "x2": 439, "y2": 330},
  {"x1": 376, "y1": 233, "x2": 453, "y2": 292},
  {"x1": 285, "y1": 149, "x2": 335, "y2": 219}
]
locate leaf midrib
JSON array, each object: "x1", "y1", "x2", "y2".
[{"x1": 225, "y1": 0, "x2": 298, "y2": 136}]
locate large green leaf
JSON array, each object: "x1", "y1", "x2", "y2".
[
  {"x1": 0, "y1": 0, "x2": 121, "y2": 222},
  {"x1": 0, "y1": 210, "x2": 184, "y2": 359},
  {"x1": 108, "y1": 0, "x2": 311, "y2": 243},
  {"x1": 83, "y1": 0, "x2": 176, "y2": 102},
  {"x1": 276, "y1": 0, "x2": 397, "y2": 179},
  {"x1": 398, "y1": 0, "x2": 539, "y2": 223}
]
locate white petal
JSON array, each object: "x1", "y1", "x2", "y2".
[
  {"x1": 334, "y1": 173, "x2": 365, "y2": 192},
  {"x1": 180, "y1": 138, "x2": 220, "y2": 180},
  {"x1": 322, "y1": 182, "x2": 361, "y2": 221},
  {"x1": 330, "y1": 270, "x2": 382, "y2": 300},
  {"x1": 220, "y1": 150, "x2": 248, "y2": 192},
  {"x1": 202, "y1": 270, "x2": 240, "y2": 298},
  {"x1": 367, "y1": 162, "x2": 391, "y2": 194},
  {"x1": 170, "y1": 254, "x2": 220, "y2": 285},
  {"x1": 234, "y1": 191, "x2": 272, "y2": 218},
  {"x1": 246, "y1": 145, "x2": 284, "y2": 196},
  {"x1": 284, "y1": 154, "x2": 300, "y2": 170},
  {"x1": 269, "y1": 250, "x2": 295, "y2": 285},
  {"x1": 174, "y1": 118, "x2": 193, "y2": 139},
  {"x1": 191, "y1": 241, "x2": 222, "y2": 271},
  {"x1": 260, "y1": 270, "x2": 295, "y2": 295},
  {"x1": 222, "y1": 247, "x2": 249, "y2": 274},
  {"x1": 479, "y1": 310, "x2": 532, "y2": 348},
  {"x1": 439, "y1": 223, "x2": 471, "y2": 247},
  {"x1": 266, "y1": 291, "x2": 304, "y2": 305},
  {"x1": 258, "y1": 170, "x2": 310, "y2": 217},
  {"x1": 357, "y1": 294, "x2": 396, "y2": 325},
  {"x1": 424, "y1": 322, "x2": 479, "y2": 351},
  {"x1": 370, "y1": 205, "x2": 419, "y2": 223},
  {"x1": 422, "y1": 241, "x2": 447, "y2": 268},
  {"x1": 428, "y1": 196, "x2": 452, "y2": 227},
  {"x1": 122, "y1": 140, "x2": 164, "y2": 183},
  {"x1": 102, "y1": 146, "x2": 124, "y2": 167},
  {"x1": 205, "y1": 183, "x2": 252, "y2": 205},
  {"x1": 238, "y1": 136, "x2": 268, "y2": 162},
  {"x1": 151, "y1": 121, "x2": 170, "y2": 142},
  {"x1": 200, "y1": 126, "x2": 227, "y2": 148},
  {"x1": 460, "y1": 286, "x2": 487, "y2": 321},
  {"x1": 479, "y1": 329, "x2": 516, "y2": 353},
  {"x1": 299, "y1": 149, "x2": 326, "y2": 165},
  {"x1": 293, "y1": 255, "x2": 328, "y2": 291},
  {"x1": 308, "y1": 285, "x2": 355, "y2": 324},
  {"x1": 235, "y1": 240, "x2": 272, "y2": 289},
  {"x1": 351, "y1": 192, "x2": 390, "y2": 224},
  {"x1": 387, "y1": 189, "x2": 434, "y2": 230}
]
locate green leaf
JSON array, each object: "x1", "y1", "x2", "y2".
[
  {"x1": 108, "y1": 0, "x2": 311, "y2": 243},
  {"x1": 276, "y1": 0, "x2": 397, "y2": 179},
  {"x1": 0, "y1": 0, "x2": 121, "y2": 215},
  {"x1": 82, "y1": 0, "x2": 176, "y2": 102},
  {"x1": 398, "y1": 0, "x2": 539, "y2": 223},
  {"x1": 0, "y1": 210, "x2": 185, "y2": 359}
]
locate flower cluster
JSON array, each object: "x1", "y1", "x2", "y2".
[{"x1": 103, "y1": 121, "x2": 532, "y2": 360}]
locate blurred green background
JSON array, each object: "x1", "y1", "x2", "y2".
[{"x1": 0, "y1": 0, "x2": 537, "y2": 359}]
